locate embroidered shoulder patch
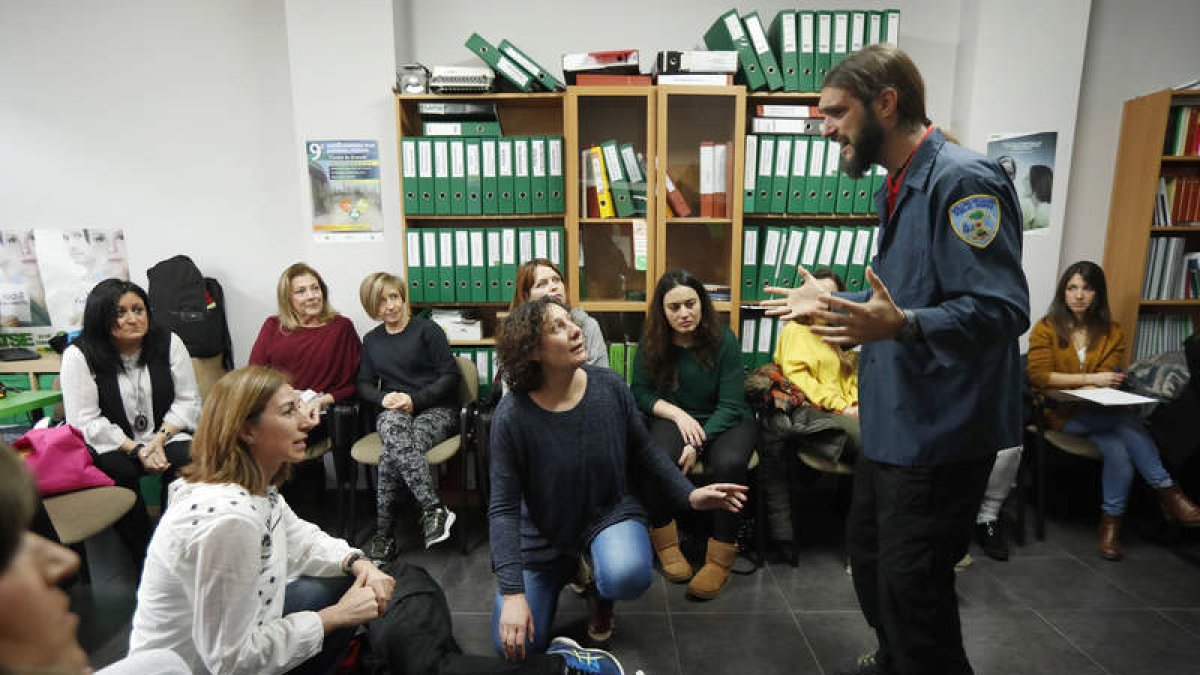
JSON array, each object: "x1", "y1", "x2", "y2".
[{"x1": 948, "y1": 194, "x2": 1001, "y2": 249}]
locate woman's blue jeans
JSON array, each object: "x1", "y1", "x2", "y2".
[
  {"x1": 1062, "y1": 409, "x2": 1173, "y2": 516},
  {"x1": 491, "y1": 518, "x2": 653, "y2": 656}
]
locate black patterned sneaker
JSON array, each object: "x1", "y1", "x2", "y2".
[
  {"x1": 365, "y1": 532, "x2": 396, "y2": 563},
  {"x1": 422, "y1": 505, "x2": 456, "y2": 549},
  {"x1": 547, "y1": 636, "x2": 625, "y2": 675},
  {"x1": 835, "y1": 651, "x2": 884, "y2": 675},
  {"x1": 976, "y1": 519, "x2": 1010, "y2": 561}
]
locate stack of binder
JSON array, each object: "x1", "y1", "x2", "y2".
[
  {"x1": 654, "y1": 50, "x2": 737, "y2": 86},
  {"x1": 741, "y1": 224, "x2": 879, "y2": 302},
  {"x1": 401, "y1": 135, "x2": 565, "y2": 216},
  {"x1": 465, "y1": 34, "x2": 564, "y2": 92},
  {"x1": 703, "y1": 8, "x2": 900, "y2": 92},
  {"x1": 452, "y1": 346, "x2": 498, "y2": 400},
  {"x1": 404, "y1": 226, "x2": 565, "y2": 305},
  {"x1": 562, "y1": 50, "x2": 641, "y2": 85},
  {"x1": 1133, "y1": 314, "x2": 1197, "y2": 361},
  {"x1": 607, "y1": 342, "x2": 639, "y2": 385},
  {"x1": 739, "y1": 312, "x2": 782, "y2": 372},
  {"x1": 744, "y1": 133, "x2": 883, "y2": 216},
  {"x1": 699, "y1": 141, "x2": 734, "y2": 218},
  {"x1": 581, "y1": 140, "x2": 648, "y2": 218}
]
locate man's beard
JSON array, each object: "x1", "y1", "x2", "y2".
[{"x1": 839, "y1": 110, "x2": 885, "y2": 179}]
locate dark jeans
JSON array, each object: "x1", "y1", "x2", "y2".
[
  {"x1": 90, "y1": 439, "x2": 191, "y2": 566},
  {"x1": 645, "y1": 416, "x2": 757, "y2": 541},
  {"x1": 847, "y1": 454, "x2": 995, "y2": 675},
  {"x1": 283, "y1": 576, "x2": 355, "y2": 675}
]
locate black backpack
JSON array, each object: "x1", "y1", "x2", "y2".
[{"x1": 147, "y1": 255, "x2": 233, "y2": 369}]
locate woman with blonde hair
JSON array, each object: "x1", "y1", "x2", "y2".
[
  {"x1": 510, "y1": 258, "x2": 607, "y2": 368},
  {"x1": 357, "y1": 272, "x2": 459, "y2": 561},
  {"x1": 250, "y1": 262, "x2": 361, "y2": 443},
  {"x1": 128, "y1": 366, "x2": 394, "y2": 675}
]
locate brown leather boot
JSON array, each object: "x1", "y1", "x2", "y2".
[
  {"x1": 649, "y1": 521, "x2": 693, "y2": 582},
  {"x1": 1156, "y1": 485, "x2": 1200, "y2": 526},
  {"x1": 1099, "y1": 514, "x2": 1123, "y2": 561},
  {"x1": 687, "y1": 538, "x2": 738, "y2": 600}
]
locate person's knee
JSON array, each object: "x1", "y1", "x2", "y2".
[
  {"x1": 706, "y1": 451, "x2": 750, "y2": 481},
  {"x1": 595, "y1": 554, "x2": 653, "y2": 601}
]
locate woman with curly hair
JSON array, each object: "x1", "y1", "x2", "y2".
[
  {"x1": 631, "y1": 269, "x2": 755, "y2": 599},
  {"x1": 489, "y1": 297, "x2": 746, "y2": 660}
]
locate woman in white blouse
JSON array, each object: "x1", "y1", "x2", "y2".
[
  {"x1": 60, "y1": 279, "x2": 201, "y2": 567},
  {"x1": 129, "y1": 365, "x2": 394, "y2": 675}
]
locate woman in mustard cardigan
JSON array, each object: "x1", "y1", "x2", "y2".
[{"x1": 1027, "y1": 261, "x2": 1200, "y2": 560}]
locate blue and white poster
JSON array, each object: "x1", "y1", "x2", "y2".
[{"x1": 307, "y1": 139, "x2": 384, "y2": 242}]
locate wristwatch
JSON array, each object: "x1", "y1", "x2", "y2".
[
  {"x1": 130, "y1": 442, "x2": 146, "y2": 458},
  {"x1": 342, "y1": 551, "x2": 365, "y2": 574},
  {"x1": 895, "y1": 309, "x2": 924, "y2": 343}
]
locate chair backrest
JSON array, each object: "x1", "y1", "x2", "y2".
[
  {"x1": 191, "y1": 355, "x2": 228, "y2": 400},
  {"x1": 454, "y1": 355, "x2": 479, "y2": 406}
]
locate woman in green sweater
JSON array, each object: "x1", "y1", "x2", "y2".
[{"x1": 631, "y1": 269, "x2": 755, "y2": 600}]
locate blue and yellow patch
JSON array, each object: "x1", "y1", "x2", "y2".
[{"x1": 948, "y1": 194, "x2": 1001, "y2": 249}]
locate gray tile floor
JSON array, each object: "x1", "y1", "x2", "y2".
[{"x1": 79, "y1": 491, "x2": 1200, "y2": 675}]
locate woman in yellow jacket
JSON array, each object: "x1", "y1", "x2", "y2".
[
  {"x1": 773, "y1": 269, "x2": 862, "y2": 462},
  {"x1": 1027, "y1": 261, "x2": 1200, "y2": 560}
]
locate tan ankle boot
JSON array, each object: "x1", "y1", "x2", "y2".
[
  {"x1": 1156, "y1": 485, "x2": 1200, "y2": 526},
  {"x1": 649, "y1": 521, "x2": 693, "y2": 582},
  {"x1": 687, "y1": 538, "x2": 738, "y2": 599},
  {"x1": 1099, "y1": 514, "x2": 1123, "y2": 561}
]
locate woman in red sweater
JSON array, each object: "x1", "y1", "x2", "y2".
[{"x1": 250, "y1": 262, "x2": 361, "y2": 450}]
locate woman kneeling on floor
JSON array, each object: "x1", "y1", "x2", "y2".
[{"x1": 489, "y1": 297, "x2": 747, "y2": 660}]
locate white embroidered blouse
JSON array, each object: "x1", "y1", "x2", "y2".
[{"x1": 128, "y1": 480, "x2": 360, "y2": 675}]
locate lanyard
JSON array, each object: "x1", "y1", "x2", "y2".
[{"x1": 885, "y1": 125, "x2": 934, "y2": 219}]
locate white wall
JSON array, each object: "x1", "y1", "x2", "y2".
[
  {"x1": 0, "y1": 0, "x2": 398, "y2": 364},
  {"x1": 951, "y1": 0, "x2": 1091, "y2": 328},
  {"x1": 403, "y1": 0, "x2": 961, "y2": 130},
  {"x1": 1061, "y1": 0, "x2": 1200, "y2": 273},
  {"x1": 0, "y1": 0, "x2": 1110, "y2": 364}
]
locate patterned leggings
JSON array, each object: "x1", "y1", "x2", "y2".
[{"x1": 376, "y1": 406, "x2": 458, "y2": 530}]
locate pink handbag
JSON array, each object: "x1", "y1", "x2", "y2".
[{"x1": 16, "y1": 424, "x2": 114, "y2": 497}]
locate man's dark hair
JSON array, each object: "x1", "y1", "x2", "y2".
[{"x1": 824, "y1": 43, "x2": 928, "y2": 132}]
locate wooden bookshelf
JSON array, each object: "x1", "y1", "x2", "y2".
[{"x1": 1102, "y1": 89, "x2": 1200, "y2": 360}]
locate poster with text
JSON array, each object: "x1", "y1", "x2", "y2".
[
  {"x1": 987, "y1": 131, "x2": 1057, "y2": 234},
  {"x1": 34, "y1": 228, "x2": 129, "y2": 332},
  {"x1": 0, "y1": 229, "x2": 50, "y2": 329},
  {"x1": 307, "y1": 140, "x2": 384, "y2": 242}
]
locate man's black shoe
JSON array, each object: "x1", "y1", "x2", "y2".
[{"x1": 976, "y1": 519, "x2": 1009, "y2": 561}]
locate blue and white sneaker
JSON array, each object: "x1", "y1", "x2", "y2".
[{"x1": 546, "y1": 636, "x2": 625, "y2": 675}]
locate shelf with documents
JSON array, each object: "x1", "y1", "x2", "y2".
[
  {"x1": 407, "y1": 213, "x2": 566, "y2": 221},
  {"x1": 567, "y1": 87, "x2": 656, "y2": 310},
  {"x1": 655, "y1": 85, "x2": 746, "y2": 327},
  {"x1": 1102, "y1": 89, "x2": 1200, "y2": 361},
  {"x1": 397, "y1": 93, "x2": 569, "y2": 346}
]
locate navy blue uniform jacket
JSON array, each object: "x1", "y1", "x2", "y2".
[{"x1": 847, "y1": 129, "x2": 1029, "y2": 466}]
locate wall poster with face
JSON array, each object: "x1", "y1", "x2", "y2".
[
  {"x1": 986, "y1": 132, "x2": 1058, "y2": 234},
  {"x1": 24, "y1": 229, "x2": 130, "y2": 340}
]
